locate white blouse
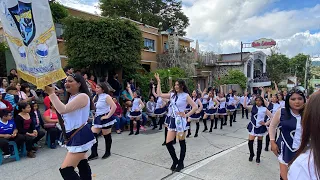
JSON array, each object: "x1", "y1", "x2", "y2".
[{"x1": 288, "y1": 149, "x2": 317, "y2": 180}]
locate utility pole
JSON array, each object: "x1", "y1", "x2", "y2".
[{"x1": 304, "y1": 55, "x2": 309, "y2": 93}]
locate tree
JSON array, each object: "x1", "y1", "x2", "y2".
[
  {"x1": 99, "y1": 0, "x2": 189, "y2": 36},
  {"x1": 0, "y1": 42, "x2": 8, "y2": 76},
  {"x1": 158, "y1": 0, "x2": 189, "y2": 36},
  {"x1": 63, "y1": 17, "x2": 143, "y2": 77},
  {"x1": 50, "y1": 1, "x2": 69, "y2": 24},
  {"x1": 289, "y1": 53, "x2": 311, "y2": 85},
  {"x1": 219, "y1": 70, "x2": 247, "y2": 89},
  {"x1": 266, "y1": 53, "x2": 290, "y2": 84}
]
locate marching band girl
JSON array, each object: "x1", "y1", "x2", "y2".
[
  {"x1": 202, "y1": 90, "x2": 219, "y2": 132},
  {"x1": 226, "y1": 89, "x2": 239, "y2": 127},
  {"x1": 127, "y1": 83, "x2": 145, "y2": 135},
  {"x1": 216, "y1": 90, "x2": 227, "y2": 129},
  {"x1": 152, "y1": 85, "x2": 168, "y2": 131},
  {"x1": 186, "y1": 90, "x2": 203, "y2": 138},
  {"x1": 88, "y1": 83, "x2": 117, "y2": 160},
  {"x1": 243, "y1": 95, "x2": 272, "y2": 163},
  {"x1": 269, "y1": 89, "x2": 306, "y2": 180},
  {"x1": 155, "y1": 73, "x2": 197, "y2": 172}
]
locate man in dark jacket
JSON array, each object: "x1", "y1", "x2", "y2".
[{"x1": 108, "y1": 73, "x2": 122, "y2": 100}]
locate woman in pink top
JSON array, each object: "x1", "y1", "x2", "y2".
[{"x1": 43, "y1": 103, "x2": 61, "y2": 149}]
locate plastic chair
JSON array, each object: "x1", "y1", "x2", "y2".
[{"x1": 0, "y1": 141, "x2": 25, "y2": 165}]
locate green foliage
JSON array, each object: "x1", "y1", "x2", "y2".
[
  {"x1": 0, "y1": 42, "x2": 8, "y2": 76},
  {"x1": 216, "y1": 70, "x2": 247, "y2": 89},
  {"x1": 266, "y1": 53, "x2": 290, "y2": 84},
  {"x1": 290, "y1": 53, "x2": 311, "y2": 85},
  {"x1": 99, "y1": 0, "x2": 189, "y2": 36},
  {"x1": 63, "y1": 17, "x2": 143, "y2": 77},
  {"x1": 50, "y1": 1, "x2": 69, "y2": 24}
]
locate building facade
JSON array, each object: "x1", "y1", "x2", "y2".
[{"x1": 196, "y1": 51, "x2": 271, "y2": 93}]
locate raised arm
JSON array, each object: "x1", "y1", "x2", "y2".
[
  {"x1": 274, "y1": 81, "x2": 279, "y2": 93},
  {"x1": 139, "y1": 99, "x2": 145, "y2": 110},
  {"x1": 49, "y1": 93, "x2": 88, "y2": 114},
  {"x1": 197, "y1": 84, "x2": 202, "y2": 94},
  {"x1": 213, "y1": 98, "x2": 220, "y2": 109},
  {"x1": 260, "y1": 87, "x2": 270, "y2": 107},
  {"x1": 152, "y1": 85, "x2": 158, "y2": 98},
  {"x1": 154, "y1": 73, "x2": 171, "y2": 99},
  {"x1": 127, "y1": 83, "x2": 134, "y2": 98}
]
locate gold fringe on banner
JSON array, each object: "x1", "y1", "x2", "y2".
[{"x1": 17, "y1": 69, "x2": 67, "y2": 89}]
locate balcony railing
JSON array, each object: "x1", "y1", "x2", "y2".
[{"x1": 249, "y1": 73, "x2": 271, "y2": 87}]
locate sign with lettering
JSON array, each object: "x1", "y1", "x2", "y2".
[
  {"x1": 252, "y1": 38, "x2": 276, "y2": 49},
  {"x1": 0, "y1": 0, "x2": 66, "y2": 88}
]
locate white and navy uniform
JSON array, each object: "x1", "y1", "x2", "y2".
[
  {"x1": 189, "y1": 98, "x2": 201, "y2": 120},
  {"x1": 226, "y1": 94, "x2": 236, "y2": 111},
  {"x1": 217, "y1": 98, "x2": 227, "y2": 115},
  {"x1": 202, "y1": 94, "x2": 209, "y2": 110},
  {"x1": 279, "y1": 100, "x2": 285, "y2": 108},
  {"x1": 205, "y1": 98, "x2": 217, "y2": 115},
  {"x1": 247, "y1": 105, "x2": 268, "y2": 137},
  {"x1": 265, "y1": 102, "x2": 281, "y2": 122},
  {"x1": 129, "y1": 98, "x2": 142, "y2": 118},
  {"x1": 288, "y1": 148, "x2": 316, "y2": 179},
  {"x1": 146, "y1": 101, "x2": 156, "y2": 116},
  {"x1": 93, "y1": 93, "x2": 117, "y2": 129},
  {"x1": 165, "y1": 92, "x2": 188, "y2": 132},
  {"x1": 277, "y1": 108, "x2": 302, "y2": 165},
  {"x1": 62, "y1": 94, "x2": 96, "y2": 153},
  {"x1": 240, "y1": 96, "x2": 251, "y2": 106},
  {"x1": 154, "y1": 97, "x2": 167, "y2": 116}
]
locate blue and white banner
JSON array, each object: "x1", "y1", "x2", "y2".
[{"x1": 0, "y1": 0, "x2": 66, "y2": 88}]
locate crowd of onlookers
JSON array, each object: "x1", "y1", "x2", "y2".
[{"x1": 0, "y1": 67, "x2": 154, "y2": 163}]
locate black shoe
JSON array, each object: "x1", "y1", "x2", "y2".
[
  {"x1": 242, "y1": 116, "x2": 244, "y2": 119},
  {"x1": 159, "y1": 127, "x2": 162, "y2": 130},
  {"x1": 152, "y1": 126, "x2": 157, "y2": 130},
  {"x1": 209, "y1": 128, "x2": 212, "y2": 132},
  {"x1": 233, "y1": 120, "x2": 237, "y2": 122},
  {"x1": 102, "y1": 152, "x2": 111, "y2": 159},
  {"x1": 194, "y1": 134, "x2": 198, "y2": 137},
  {"x1": 170, "y1": 162, "x2": 178, "y2": 171},
  {"x1": 256, "y1": 158, "x2": 260, "y2": 163},
  {"x1": 129, "y1": 132, "x2": 134, "y2": 135},
  {"x1": 202, "y1": 128, "x2": 208, "y2": 132},
  {"x1": 214, "y1": 126, "x2": 217, "y2": 129},
  {"x1": 223, "y1": 123, "x2": 227, "y2": 125},
  {"x1": 88, "y1": 154, "x2": 98, "y2": 161},
  {"x1": 186, "y1": 134, "x2": 190, "y2": 138},
  {"x1": 162, "y1": 142, "x2": 166, "y2": 146},
  {"x1": 265, "y1": 147, "x2": 269, "y2": 151},
  {"x1": 249, "y1": 155, "x2": 254, "y2": 162},
  {"x1": 175, "y1": 162, "x2": 184, "y2": 172},
  {"x1": 135, "y1": 131, "x2": 139, "y2": 135}
]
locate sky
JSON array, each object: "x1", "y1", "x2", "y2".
[{"x1": 57, "y1": 0, "x2": 320, "y2": 58}]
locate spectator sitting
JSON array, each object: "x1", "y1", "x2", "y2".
[
  {"x1": 4, "y1": 86, "x2": 19, "y2": 112},
  {"x1": 121, "y1": 85, "x2": 133, "y2": 102},
  {"x1": 0, "y1": 109, "x2": 24, "y2": 158},
  {"x1": 14, "y1": 102, "x2": 45, "y2": 158},
  {"x1": 20, "y1": 83, "x2": 38, "y2": 102},
  {"x1": 112, "y1": 97, "x2": 127, "y2": 134},
  {"x1": 43, "y1": 103, "x2": 61, "y2": 149},
  {"x1": 0, "y1": 93, "x2": 13, "y2": 112}
]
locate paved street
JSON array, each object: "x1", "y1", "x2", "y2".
[{"x1": 0, "y1": 116, "x2": 280, "y2": 180}]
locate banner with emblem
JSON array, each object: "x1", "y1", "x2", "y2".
[{"x1": 0, "y1": 0, "x2": 66, "y2": 88}]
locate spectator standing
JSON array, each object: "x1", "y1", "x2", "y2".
[
  {"x1": 7, "y1": 69, "x2": 19, "y2": 85},
  {"x1": 0, "y1": 78, "x2": 8, "y2": 94},
  {"x1": 108, "y1": 73, "x2": 122, "y2": 101}
]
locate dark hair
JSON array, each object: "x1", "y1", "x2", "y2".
[
  {"x1": 6, "y1": 86, "x2": 17, "y2": 92},
  {"x1": 289, "y1": 92, "x2": 320, "y2": 179},
  {"x1": 97, "y1": 83, "x2": 109, "y2": 94},
  {"x1": 172, "y1": 79, "x2": 189, "y2": 99},
  {"x1": 254, "y1": 96, "x2": 266, "y2": 107},
  {"x1": 63, "y1": 66, "x2": 72, "y2": 72},
  {"x1": 20, "y1": 83, "x2": 30, "y2": 93},
  {"x1": 192, "y1": 89, "x2": 201, "y2": 99},
  {"x1": 0, "y1": 109, "x2": 11, "y2": 118},
  {"x1": 14, "y1": 102, "x2": 30, "y2": 118},
  {"x1": 9, "y1": 69, "x2": 17, "y2": 74},
  {"x1": 65, "y1": 74, "x2": 95, "y2": 111},
  {"x1": 0, "y1": 78, "x2": 6, "y2": 88},
  {"x1": 284, "y1": 88, "x2": 306, "y2": 115},
  {"x1": 271, "y1": 94, "x2": 279, "y2": 103}
]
